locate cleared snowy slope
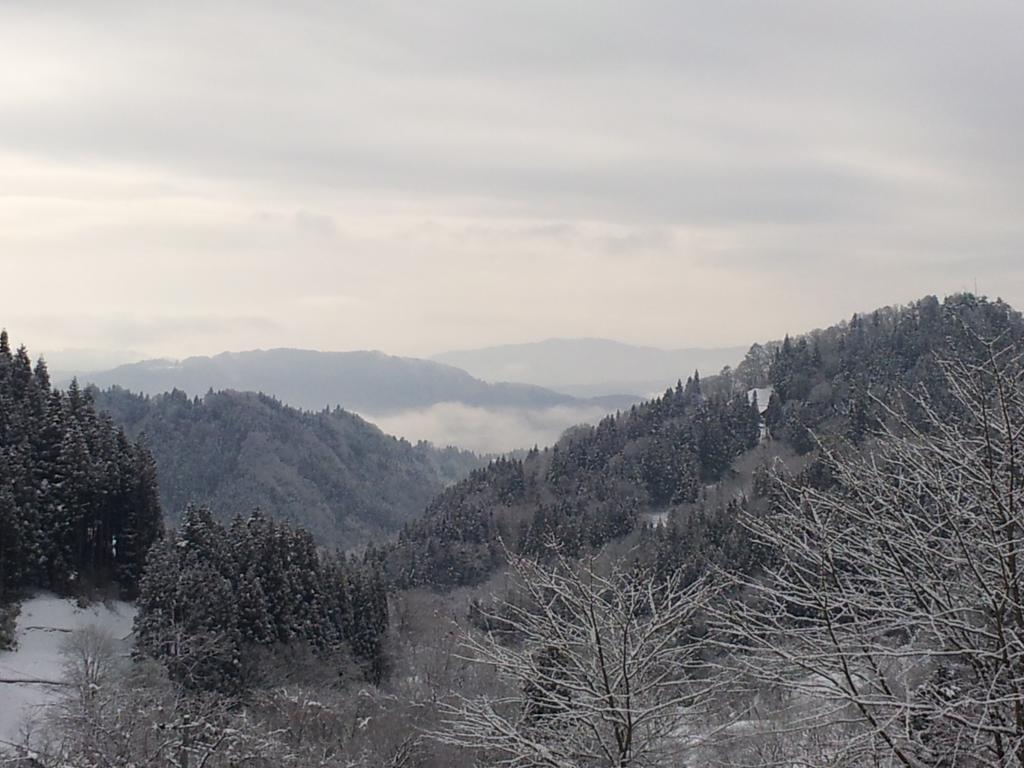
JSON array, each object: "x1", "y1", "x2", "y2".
[
  {"x1": 748, "y1": 387, "x2": 773, "y2": 414},
  {"x1": 0, "y1": 594, "x2": 135, "y2": 746}
]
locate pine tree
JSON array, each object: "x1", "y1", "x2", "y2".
[
  {"x1": 0, "y1": 336, "x2": 162, "y2": 599},
  {"x1": 235, "y1": 566, "x2": 274, "y2": 646},
  {"x1": 135, "y1": 510, "x2": 392, "y2": 690}
]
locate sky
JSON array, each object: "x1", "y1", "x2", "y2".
[{"x1": 2, "y1": 0, "x2": 1023, "y2": 365}]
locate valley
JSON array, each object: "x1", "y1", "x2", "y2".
[
  {"x1": 4, "y1": 5, "x2": 1019, "y2": 761},
  {"x1": 4, "y1": 293, "x2": 1019, "y2": 766}
]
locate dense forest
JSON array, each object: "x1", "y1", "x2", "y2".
[
  {"x1": 0, "y1": 331, "x2": 162, "y2": 615},
  {"x1": 92, "y1": 386, "x2": 482, "y2": 549},
  {"x1": 761, "y1": 292, "x2": 1024, "y2": 450},
  {"x1": 381, "y1": 293, "x2": 1024, "y2": 589},
  {"x1": 136, "y1": 505, "x2": 389, "y2": 692},
  {"x1": 382, "y1": 374, "x2": 762, "y2": 587}
]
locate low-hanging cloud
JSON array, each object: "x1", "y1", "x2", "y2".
[
  {"x1": 6, "y1": 313, "x2": 281, "y2": 354},
  {"x1": 361, "y1": 402, "x2": 614, "y2": 455}
]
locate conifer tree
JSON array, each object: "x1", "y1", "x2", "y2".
[
  {"x1": 135, "y1": 508, "x2": 392, "y2": 691},
  {"x1": 0, "y1": 333, "x2": 162, "y2": 602}
]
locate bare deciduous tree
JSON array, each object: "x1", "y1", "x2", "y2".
[
  {"x1": 61, "y1": 624, "x2": 119, "y2": 705},
  {"x1": 718, "y1": 344, "x2": 1024, "y2": 767},
  {"x1": 44, "y1": 639, "x2": 299, "y2": 768},
  {"x1": 435, "y1": 550, "x2": 720, "y2": 767}
]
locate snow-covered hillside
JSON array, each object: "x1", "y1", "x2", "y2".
[{"x1": 0, "y1": 594, "x2": 135, "y2": 747}]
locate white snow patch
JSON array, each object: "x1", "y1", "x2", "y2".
[
  {"x1": 0, "y1": 593, "x2": 135, "y2": 746},
  {"x1": 642, "y1": 510, "x2": 670, "y2": 527},
  {"x1": 747, "y1": 387, "x2": 773, "y2": 414}
]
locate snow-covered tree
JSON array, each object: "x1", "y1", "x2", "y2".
[
  {"x1": 719, "y1": 341, "x2": 1024, "y2": 766},
  {"x1": 435, "y1": 551, "x2": 721, "y2": 767}
]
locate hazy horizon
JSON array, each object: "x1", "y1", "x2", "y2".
[
  {"x1": 4, "y1": 2, "x2": 1023, "y2": 361},
  {"x1": 32, "y1": 335, "x2": 749, "y2": 374}
]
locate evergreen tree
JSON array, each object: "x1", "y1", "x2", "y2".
[
  {"x1": 0, "y1": 333, "x2": 162, "y2": 606},
  {"x1": 134, "y1": 509, "x2": 391, "y2": 691},
  {"x1": 0, "y1": 333, "x2": 163, "y2": 603}
]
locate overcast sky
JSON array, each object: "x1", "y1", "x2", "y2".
[{"x1": 2, "y1": 1, "x2": 1023, "y2": 363}]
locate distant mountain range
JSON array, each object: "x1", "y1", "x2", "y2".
[
  {"x1": 432, "y1": 338, "x2": 748, "y2": 397},
  {"x1": 75, "y1": 348, "x2": 638, "y2": 415},
  {"x1": 38, "y1": 347, "x2": 144, "y2": 382}
]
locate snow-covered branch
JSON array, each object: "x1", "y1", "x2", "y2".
[
  {"x1": 434, "y1": 551, "x2": 721, "y2": 767},
  {"x1": 715, "y1": 342, "x2": 1024, "y2": 767}
]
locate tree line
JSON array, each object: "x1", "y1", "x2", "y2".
[
  {"x1": 0, "y1": 331, "x2": 162, "y2": 613},
  {"x1": 380, "y1": 294, "x2": 1024, "y2": 594},
  {"x1": 135, "y1": 505, "x2": 390, "y2": 692},
  {"x1": 1, "y1": 331, "x2": 391, "y2": 697},
  {"x1": 381, "y1": 370, "x2": 762, "y2": 588}
]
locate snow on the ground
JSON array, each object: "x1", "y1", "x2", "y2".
[
  {"x1": 642, "y1": 510, "x2": 671, "y2": 527},
  {"x1": 0, "y1": 593, "x2": 136, "y2": 746},
  {"x1": 747, "y1": 387, "x2": 773, "y2": 414}
]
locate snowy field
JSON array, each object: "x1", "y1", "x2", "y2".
[{"x1": 0, "y1": 593, "x2": 135, "y2": 747}]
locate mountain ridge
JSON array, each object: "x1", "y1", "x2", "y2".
[
  {"x1": 75, "y1": 347, "x2": 639, "y2": 415},
  {"x1": 384, "y1": 294, "x2": 1023, "y2": 588}
]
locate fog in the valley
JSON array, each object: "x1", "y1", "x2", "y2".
[{"x1": 361, "y1": 402, "x2": 614, "y2": 455}]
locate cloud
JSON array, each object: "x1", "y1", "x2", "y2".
[
  {"x1": 5, "y1": 313, "x2": 281, "y2": 353},
  {"x1": 1, "y1": 1, "x2": 1024, "y2": 358},
  {"x1": 362, "y1": 403, "x2": 613, "y2": 454},
  {"x1": 293, "y1": 210, "x2": 337, "y2": 239},
  {"x1": 2, "y1": 2, "x2": 1012, "y2": 223}
]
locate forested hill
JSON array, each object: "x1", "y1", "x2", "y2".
[
  {"x1": 79, "y1": 348, "x2": 635, "y2": 414},
  {"x1": 760, "y1": 293, "x2": 1024, "y2": 450},
  {"x1": 381, "y1": 293, "x2": 1023, "y2": 588},
  {"x1": 384, "y1": 371, "x2": 763, "y2": 587},
  {"x1": 0, "y1": 332, "x2": 163, "y2": 605},
  {"x1": 91, "y1": 386, "x2": 483, "y2": 549}
]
